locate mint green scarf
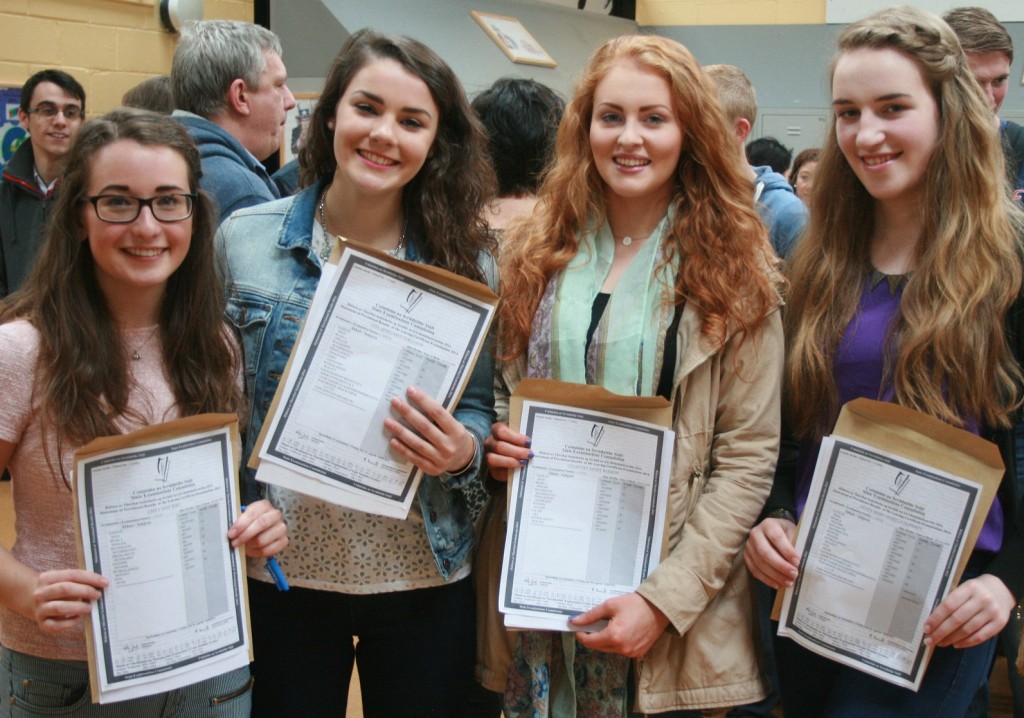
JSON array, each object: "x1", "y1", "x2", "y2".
[{"x1": 531, "y1": 212, "x2": 677, "y2": 397}]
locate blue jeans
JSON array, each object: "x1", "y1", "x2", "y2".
[
  {"x1": 775, "y1": 632, "x2": 996, "y2": 718},
  {"x1": 0, "y1": 647, "x2": 252, "y2": 717}
]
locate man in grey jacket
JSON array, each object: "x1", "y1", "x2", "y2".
[{"x1": 171, "y1": 20, "x2": 296, "y2": 222}]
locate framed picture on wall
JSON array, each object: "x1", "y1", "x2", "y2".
[
  {"x1": 471, "y1": 11, "x2": 556, "y2": 68},
  {"x1": 280, "y1": 93, "x2": 319, "y2": 167}
]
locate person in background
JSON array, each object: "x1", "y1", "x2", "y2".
[
  {"x1": 466, "y1": 75, "x2": 565, "y2": 718},
  {"x1": 944, "y1": 8, "x2": 1024, "y2": 716},
  {"x1": 0, "y1": 108, "x2": 286, "y2": 717},
  {"x1": 745, "y1": 8, "x2": 1024, "y2": 716},
  {"x1": 471, "y1": 77, "x2": 564, "y2": 235},
  {"x1": 745, "y1": 135, "x2": 793, "y2": 176},
  {"x1": 218, "y1": 29, "x2": 497, "y2": 717},
  {"x1": 122, "y1": 75, "x2": 174, "y2": 115},
  {"x1": 486, "y1": 34, "x2": 783, "y2": 717},
  {"x1": 789, "y1": 148, "x2": 819, "y2": 206},
  {"x1": 706, "y1": 66, "x2": 807, "y2": 259},
  {"x1": 0, "y1": 69, "x2": 85, "y2": 298},
  {"x1": 171, "y1": 20, "x2": 296, "y2": 222},
  {"x1": 943, "y1": 7, "x2": 1023, "y2": 198}
]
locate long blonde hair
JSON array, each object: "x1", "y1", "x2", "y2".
[
  {"x1": 498, "y1": 35, "x2": 778, "y2": 360},
  {"x1": 786, "y1": 6, "x2": 1024, "y2": 438}
]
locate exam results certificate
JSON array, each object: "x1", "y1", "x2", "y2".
[
  {"x1": 256, "y1": 246, "x2": 496, "y2": 519},
  {"x1": 778, "y1": 437, "x2": 981, "y2": 691},
  {"x1": 500, "y1": 400, "x2": 672, "y2": 631},
  {"x1": 74, "y1": 420, "x2": 250, "y2": 704}
]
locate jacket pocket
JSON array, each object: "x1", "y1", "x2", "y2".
[{"x1": 225, "y1": 296, "x2": 274, "y2": 381}]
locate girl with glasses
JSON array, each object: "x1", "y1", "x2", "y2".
[{"x1": 0, "y1": 108, "x2": 286, "y2": 717}]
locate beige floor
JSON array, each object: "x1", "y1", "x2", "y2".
[{"x1": 0, "y1": 482, "x2": 1015, "y2": 716}]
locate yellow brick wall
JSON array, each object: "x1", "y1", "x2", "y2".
[
  {"x1": 639, "y1": 0, "x2": 824, "y2": 26},
  {"x1": 0, "y1": 0, "x2": 254, "y2": 114}
]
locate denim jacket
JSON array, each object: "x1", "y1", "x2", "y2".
[{"x1": 216, "y1": 182, "x2": 497, "y2": 580}]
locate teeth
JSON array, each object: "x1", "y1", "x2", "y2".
[
  {"x1": 125, "y1": 248, "x2": 163, "y2": 257},
  {"x1": 616, "y1": 157, "x2": 649, "y2": 167},
  {"x1": 863, "y1": 154, "x2": 896, "y2": 167},
  {"x1": 360, "y1": 150, "x2": 398, "y2": 166}
]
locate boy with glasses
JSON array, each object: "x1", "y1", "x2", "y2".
[{"x1": 0, "y1": 69, "x2": 86, "y2": 297}]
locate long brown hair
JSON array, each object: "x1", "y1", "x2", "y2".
[
  {"x1": 786, "y1": 6, "x2": 1024, "y2": 438},
  {"x1": 498, "y1": 34, "x2": 779, "y2": 361},
  {"x1": 299, "y1": 28, "x2": 495, "y2": 282},
  {"x1": 1, "y1": 109, "x2": 243, "y2": 468}
]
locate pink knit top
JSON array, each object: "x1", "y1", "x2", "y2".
[{"x1": 0, "y1": 319, "x2": 181, "y2": 660}]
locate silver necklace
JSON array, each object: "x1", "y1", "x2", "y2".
[
  {"x1": 128, "y1": 327, "x2": 159, "y2": 361},
  {"x1": 614, "y1": 232, "x2": 655, "y2": 247},
  {"x1": 317, "y1": 188, "x2": 407, "y2": 261}
]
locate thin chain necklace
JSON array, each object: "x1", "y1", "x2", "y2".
[
  {"x1": 317, "y1": 187, "x2": 406, "y2": 262},
  {"x1": 127, "y1": 326, "x2": 159, "y2": 361},
  {"x1": 612, "y1": 229, "x2": 656, "y2": 247}
]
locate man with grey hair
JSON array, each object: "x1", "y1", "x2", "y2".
[{"x1": 171, "y1": 20, "x2": 295, "y2": 221}]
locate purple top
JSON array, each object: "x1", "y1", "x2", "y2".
[{"x1": 794, "y1": 273, "x2": 1004, "y2": 555}]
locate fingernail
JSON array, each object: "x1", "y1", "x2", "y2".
[
  {"x1": 528, "y1": 451, "x2": 535, "y2": 459},
  {"x1": 519, "y1": 459, "x2": 529, "y2": 466},
  {"x1": 524, "y1": 437, "x2": 532, "y2": 448}
]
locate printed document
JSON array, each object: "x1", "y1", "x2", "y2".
[
  {"x1": 255, "y1": 246, "x2": 496, "y2": 519},
  {"x1": 74, "y1": 419, "x2": 249, "y2": 704},
  {"x1": 500, "y1": 400, "x2": 672, "y2": 631},
  {"x1": 778, "y1": 436, "x2": 980, "y2": 690}
]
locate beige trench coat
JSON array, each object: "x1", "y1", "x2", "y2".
[{"x1": 476, "y1": 294, "x2": 784, "y2": 714}]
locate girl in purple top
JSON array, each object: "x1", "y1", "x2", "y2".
[{"x1": 744, "y1": 7, "x2": 1024, "y2": 717}]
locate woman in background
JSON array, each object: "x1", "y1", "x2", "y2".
[
  {"x1": 471, "y1": 77, "x2": 564, "y2": 235},
  {"x1": 485, "y1": 34, "x2": 783, "y2": 716},
  {"x1": 0, "y1": 108, "x2": 285, "y2": 716},
  {"x1": 745, "y1": 8, "x2": 1024, "y2": 716},
  {"x1": 789, "y1": 147, "x2": 819, "y2": 206}
]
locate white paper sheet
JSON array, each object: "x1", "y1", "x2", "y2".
[
  {"x1": 778, "y1": 436, "x2": 981, "y2": 690},
  {"x1": 257, "y1": 249, "x2": 495, "y2": 519},
  {"x1": 75, "y1": 427, "x2": 249, "y2": 704},
  {"x1": 499, "y1": 401, "x2": 673, "y2": 631}
]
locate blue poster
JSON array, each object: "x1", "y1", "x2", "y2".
[{"x1": 1, "y1": 87, "x2": 26, "y2": 171}]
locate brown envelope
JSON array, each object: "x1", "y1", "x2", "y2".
[{"x1": 772, "y1": 397, "x2": 1004, "y2": 621}]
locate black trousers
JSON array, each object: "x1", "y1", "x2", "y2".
[{"x1": 248, "y1": 577, "x2": 475, "y2": 718}]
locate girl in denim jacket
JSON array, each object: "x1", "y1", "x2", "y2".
[{"x1": 218, "y1": 29, "x2": 497, "y2": 717}]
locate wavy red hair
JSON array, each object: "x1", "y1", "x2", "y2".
[{"x1": 498, "y1": 35, "x2": 780, "y2": 361}]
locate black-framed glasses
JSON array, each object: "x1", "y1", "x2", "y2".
[
  {"x1": 26, "y1": 103, "x2": 83, "y2": 121},
  {"x1": 87, "y1": 194, "x2": 197, "y2": 223}
]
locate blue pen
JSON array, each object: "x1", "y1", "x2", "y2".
[{"x1": 240, "y1": 505, "x2": 290, "y2": 591}]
